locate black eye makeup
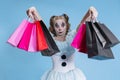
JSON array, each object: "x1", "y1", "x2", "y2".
[
  {"x1": 61, "y1": 22, "x2": 65, "y2": 27},
  {"x1": 55, "y1": 23, "x2": 59, "y2": 28}
]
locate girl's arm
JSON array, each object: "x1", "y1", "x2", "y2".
[{"x1": 76, "y1": 6, "x2": 98, "y2": 31}]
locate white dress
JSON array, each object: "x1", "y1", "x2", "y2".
[{"x1": 41, "y1": 30, "x2": 86, "y2": 80}]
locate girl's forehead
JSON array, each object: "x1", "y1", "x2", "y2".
[{"x1": 54, "y1": 19, "x2": 65, "y2": 23}]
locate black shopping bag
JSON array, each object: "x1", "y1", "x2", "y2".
[
  {"x1": 90, "y1": 22, "x2": 107, "y2": 48},
  {"x1": 86, "y1": 22, "x2": 114, "y2": 60},
  {"x1": 94, "y1": 22, "x2": 120, "y2": 48},
  {"x1": 39, "y1": 20, "x2": 60, "y2": 56}
]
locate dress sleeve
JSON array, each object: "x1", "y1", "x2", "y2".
[
  {"x1": 67, "y1": 30, "x2": 76, "y2": 38},
  {"x1": 66, "y1": 30, "x2": 76, "y2": 43}
]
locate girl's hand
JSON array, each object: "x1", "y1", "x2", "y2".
[
  {"x1": 26, "y1": 7, "x2": 36, "y2": 19},
  {"x1": 89, "y1": 6, "x2": 98, "y2": 20},
  {"x1": 26, "y1": 6, "x2": 42, "y2": 21},
  {"x1": 77, "y1": 6, "x2": 98, "y2": 31}
]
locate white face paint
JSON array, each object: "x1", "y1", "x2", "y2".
[{"x1": 54, "y1": 19, "x2": 67, "y2": 36}]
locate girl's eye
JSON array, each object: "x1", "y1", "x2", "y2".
[
  {"x1": 61, "y1": 22, "x2": 65, "y2": 27},
  {"x1": 55, "y1": 23, "x2": 59, "y2": 28}
]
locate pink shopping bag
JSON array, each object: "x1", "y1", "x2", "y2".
[
  {"x1": 28, "y1": 23, "x2": 37, "y2": 52},
  {"x1": 17, "y1": 22, "x2": 33, "y2": 51},
  {"x1": 71, "y1": 24, "x2": 87, "y2": 53},
  {"x1": 7, "y1": 20, "x2": 29, "y2": 46}
]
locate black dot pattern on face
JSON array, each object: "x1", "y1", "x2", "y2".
[
  {"x1": 61, "y1": 62, "x2": 67, "y2": 67},
  {"x1": 61, "y1": 55, "x2": 66, "y2": 59}
]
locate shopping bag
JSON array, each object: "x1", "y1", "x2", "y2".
[
  {"x1": 90, "y1": 22, "x2": 107, "y2": 47},
  {"x1": 86, "y1": 22, "x2": 114, "y2": 60},
  {"x1": 71, "y1": 24, "x2": 87, "y2": 53},
  {"x1": 8, "y1": 19, "x2": 48, "y2": 52},
  {"x1": 39, "y1": 20, "x2": 60, "y2": 56},
  {"x1": 17, "y1": 22, "x2": 34, "y2": 51},
  {"x1": 7, "y1": 19, "x2": 29, "y2": 46},
  {"x1": 35, "y1": 21, "x2": 48, "y2": 51},
  {"x1": 94, "y1": 22, "x2": 120, "y2": 48},
  {"x1": 28, "y1": 23, "x2": 37, "y2": 52}
]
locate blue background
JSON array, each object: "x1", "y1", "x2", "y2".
[{"x1": 0, "y1": 0, "x2": 120, "y2": 80}]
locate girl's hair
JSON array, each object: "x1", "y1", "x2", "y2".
[{"x1": 49, "y1": 14, "x2": 70, "y2": 36}]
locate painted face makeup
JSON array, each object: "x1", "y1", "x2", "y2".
[{"x1": 54, "y1": 19, "x2": 67, "y2": 36}]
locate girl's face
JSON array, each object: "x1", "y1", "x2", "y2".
[{"x1": 54, "y1": 19, "x2": 67, "y2": 36}]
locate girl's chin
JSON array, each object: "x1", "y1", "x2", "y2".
[{"x1": 57, "y1": 34, "x2": 65, "y2": 36}]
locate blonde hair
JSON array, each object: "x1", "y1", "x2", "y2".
[{"x1": 49, "y1": 14, "x2": 70, "y2": 36}]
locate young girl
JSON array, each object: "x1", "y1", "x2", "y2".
[{"x1": 27, "y1": 6, "x2": 98, "y2": 80}]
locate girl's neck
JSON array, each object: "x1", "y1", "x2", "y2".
[{"x1": 54, "y1": 35, "x2": 66, "y2": 42}]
